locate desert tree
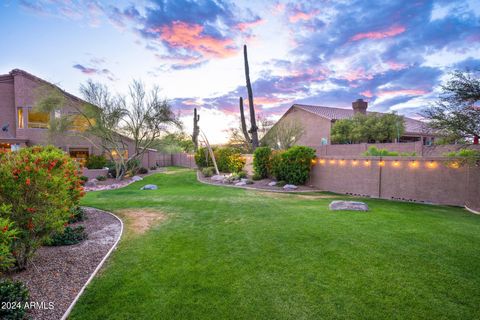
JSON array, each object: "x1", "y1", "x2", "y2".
[
  {"x1": 422, "y1": 69, "x2": 480, "y2": 143},
  {"x1": 262, "y1": 118, "x2": 305, "y2": 149}
]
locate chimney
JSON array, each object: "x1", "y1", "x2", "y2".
[{"x1": 352, "y1": 98, "x2": 368, "y2": 115}]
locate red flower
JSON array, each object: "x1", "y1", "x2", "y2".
[
  {"x1": 26, "y1": 207, "x2": 36, "y2": 214},
  {"x1": 27, "y1": 220, "x2": 35, "y2": 231},
  {"x1": 63, "y1": 222, "x2": 68, "y2": 227},
  {"x1": 25, "y1": 178, "x2": 31, "y2": 186},
  {"x1": 2, "y1": 225, "x2": 8, "y2": 233}
]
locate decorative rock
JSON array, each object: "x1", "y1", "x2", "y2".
[
  {"x1": 235, "y1": 181, "x2": 247, "y2": 186},
  {"x1": 268, "y1": 181, "x2": 277, "y2": 187},
  {"x1": 211, "y1": 175, "x2": 225, "y2": 181},
  {"x1": 140, "y1": 184, "x2": 158, "y2": 190},
  {"x1": 329, "y1": 201, "x2": 369, "y2": 211},
  {"x1": 241, "y1": 178, "x2": 249, "y2": 183},
  {"x1": 85, "y1": 181, "x2": 97, "y2": 187},
  {"x1": 131, "y1": 175, "x2": 143, "y2": 182},
  {"x1": 283, "y1": 184, "x2": 298, "y2": 190}
]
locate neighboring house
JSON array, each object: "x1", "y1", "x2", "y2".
[
  {"x1": 270, "y1": 99, "x2": 437, "y2": 148},
  {"x1": 0, "y1": 69, "x2": 137, "y2": 165}
]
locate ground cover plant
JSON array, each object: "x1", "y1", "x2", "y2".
[{"x1": 70, "y1": 168, "x2": 480, "y2": 319}]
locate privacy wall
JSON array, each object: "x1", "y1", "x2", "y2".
[{"x1": 309, "y1": 156, "x2": 480, "y2": 211}]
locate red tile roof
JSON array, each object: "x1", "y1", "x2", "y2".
[{"x1": 292, "y1": 104, "x2": 432, "y2": 135}]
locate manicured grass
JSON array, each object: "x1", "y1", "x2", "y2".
[{"x1": 71, "y1": 168, "x2": 480, "y2": 319}]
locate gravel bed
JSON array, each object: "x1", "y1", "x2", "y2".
[
  {"x1": 85, "y1": 168, "x2": 166, "y2": 192},
  {"x1": 197, "y1": 171, "x2": 321, "y2": 193},
  {"x1": 8, "y1": 208, "x2": 122, "y2": 320}
]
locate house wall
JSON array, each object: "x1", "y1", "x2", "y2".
[
  {"x1": 309, "y1": 156, "x2": 480, "y2": 211},
  {"x1": 0, "y1": 76, "x2": 16, "y2": 138},
  {"x1": 275, "y1": 108, "x2": 332, "y2": 148}
]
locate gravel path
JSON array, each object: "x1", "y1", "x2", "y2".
[{"x1": 9, "y1": 208, "x2": 122, "y2": 320}]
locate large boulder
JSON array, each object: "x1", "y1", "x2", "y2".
[
  {"x1": 283, "y1": 184, "x2": 298, "y2": 190},
  {"x1": 268, "y1": 181, "x2": 277, "y2": 187},
  {"x1": 85, "y1": 180, "x2": 97, "y2": 188},
  {"x1": 140, "y1": 184, "x2": 158, "y2": 190},
  {"x1": 131, "y1": 175, "x2": 143, "y2": 182},
  {"x1": 329, "y1": 201, "x2": 369, "y2": 211}
]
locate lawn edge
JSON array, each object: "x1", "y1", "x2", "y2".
[{"x1": 60, "y1": 207, "x2": 124, "y2": 320}]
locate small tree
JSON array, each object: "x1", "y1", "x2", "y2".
[
  {"x1": 262, "y1": 118, "x2": 305, "y2": 149},
  {"x1": 422, "y1": 69, "x2": 480, "y2": 143}
]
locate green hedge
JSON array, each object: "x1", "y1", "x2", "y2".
[
  {"x1": 253, "y1": 147, "x2": 272, "y2": 179},
  {"x1": 85, "y1": 155, "x2": 108, "y2": 169},
  {"x1": 271, "y1": 146, "x2": 316, "y2": 185},
  {"x1": 194, "y1": 147, "x2": 214, "y2": 168}
]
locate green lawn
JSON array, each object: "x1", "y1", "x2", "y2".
[{"x1": 71, "y1": 168, "x2": 480, "y2": 319}]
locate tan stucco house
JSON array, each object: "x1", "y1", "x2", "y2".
[
  {"x1": 0, "y1": 69, "x2": 137, "y2": 164},
  {"x1": 270, "y1": 99, "x2": 437, "y2": 148}
]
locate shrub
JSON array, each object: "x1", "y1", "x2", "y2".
[
  {"x1": 85, "y1": 155, "x2": 108, "y2": 169},
  {"x1": 271, "y1": 146, "x2": 316, "y2": 185},
  {"x1": 237, "y1": 171, "x2": 247, "y2": 179},
  {"x1": 213, "y1": 147, "x2": 245, "y2": 173},
  {"x1": 150, "y1": 166, "x2": 157, "y2": 171},
  {"x1": 253, "y1": 147, "x2": 272, "y2": 179},
  {"x1": 68, "y1": 206, "x2": 86, "y2": 224},
  {"x1": 0, "y1": 279, "x2": 30, "y2": 320},
  {"x1": 127, "y1": 159, "x2": 141, "y2": 173},
  {"x1": 46, "y1": 226, "x2": 87, "y2": 246},
  {"x1": 276, "y1": 180, "x2": 287, "y2": 187},
  {"x1": 137, "y1": 167, "x2": 148, "y2": 174},
  {"x1": 0, "y1": 145, "x2": 84, "y2": 269},
  {"x1": 202, "y1": 167, "x2": 215, "y2": 177},
  {"x1": 96, "y1": 175, "x2": 107, "y2": 181},
  {"x1": 362, "y1": 146, "x2": 398, "y2": 156},
  {"x1": 445, "y1": 149, "x2": 480, "y2": 166},
  {"x1": 227, "y1": 153, "x2": 246, "y2": 173},
  {"x1": 269, "y1": 150, "x2": 285, "y2": 180},
  {"x1": 194, "y1": 147, "x2": 214, "y2": 168},
  {"x1": 80, "y1": 175, "x2": 89, "y2": 183},
  {"x1": 252, "y1": 173, "x2": 262, "y2": 181},
  {"x1": 0, "y1": 205, "x2": 17, "y2": 274}
]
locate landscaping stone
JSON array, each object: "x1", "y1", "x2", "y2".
[
  {"x1": 329, "y1": 201, "x2": 369, "y2": 211},
  {"x1": 235, "y1": 181, "x2": 247, "y2": 186},
  {"x1": 211, "y1": 175, "x2": 225, "y2": 181},
  {"x1": 85, "y1": 180, "x2": 97, "y2": 187},
  {"x1": 131, "y1": 175, "x2": 143, "y2": 182},
  {"x1": 241, "y1": 178, "x2": 249, "y2": 183},
  {"x1": 268, "y1": 181, "x2": 277, "y2": 187},
  {"x1": 141, "y1": 184, "x2": 158, "y2": 190},
  {"x1": 283, "y1": 184, "x2": 298, "y2": 190}
]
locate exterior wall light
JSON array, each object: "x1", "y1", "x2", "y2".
[
  {"x1": 352, "y1": 160, "x2": 358, "y2": 166},
  {"x1": 392, "y1": 160, "x2": 401, "y2": 167},
  {"x1": 329, "y1": 159, "x2": 336, "y2": 164},
  {"x1": 378, "y1": 160, "x2": 385, "y2": 167},
  {"x1": 319, "y1": 159, "x2": 326, "y2": 164},
  {"x1": 364, "y1": 160, "x2": 371, "y2": 166},
  {"x1": 426, "y1": 161, "x2": 437, "y2": 169},
  {"x1": 409, "y1": 161, "x2": 419, "y2": 169}
]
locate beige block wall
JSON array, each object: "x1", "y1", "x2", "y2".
[{"x1": 309, "y1": 156, "x2": 480, "y2": 210}]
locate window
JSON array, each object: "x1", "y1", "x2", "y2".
[
  {"x1": 321, "y1": 138, "x2": 328, "y2": 145},
  {"x1": 17, "y1": 108, "x2": 24, "y2": 128},
  {"x1": 69, "y1": 148, "x2": 89, "y2": 166},
  {"x1": 28, "y1": 109, "x2": 50, "y2": 128},
  {"x1": 108, "y1": 150, "x2": 128, "y2": 159},
  {"x1": 71, "y1": 114, "x2": 92, "y2": 132}
]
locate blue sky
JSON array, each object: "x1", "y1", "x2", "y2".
[{"x1": 1, "y1": 0, "x2": 479, "y2": 142}]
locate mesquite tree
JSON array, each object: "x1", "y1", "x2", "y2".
[
  {"x1": 239, "y1": 44, "x2": 259, "y2": 150},
  {"x1": 192, "y1": 108, "x2": 200, "y2": 151},
  {"x1": 422, "y1": 69, "x2": 480, "y2": 143}
]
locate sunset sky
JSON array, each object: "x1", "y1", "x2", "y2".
[{"x1": 1, "y1": 0, "x2": 479, "y2": 143}]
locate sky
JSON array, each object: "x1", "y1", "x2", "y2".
[{"x1": 1, "y1": 0, "x2": 479, "y2": 143}]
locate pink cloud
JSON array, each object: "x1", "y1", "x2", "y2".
[
  {"x1": 289, "y1": 10, "x2": 319, "y2": 23},
  {"x1": 386, "y1": 60, "x2": 407, "y2": 71},
  {"x1": 255, "y1": 96, "x2": 289, "y2": 106},
  {"x1": 350, "y1": 25, "x2": 406, "y2": 41},
  {"x1": 377, "y1": 89, "x2": 427, "y2": 97},
  {"x1": 341, "y1": 68, "x2": 374, "y2": 82},
  {"x1": 152, "y1": 21, "x2": 237, "y2": 59},
  {"x1": 361, "y1": 90, "x2": 373, "y2": 98},
  {"x1": 236, "y1": 18, "x2": 264, "y2": 32}
]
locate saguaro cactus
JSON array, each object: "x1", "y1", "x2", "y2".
[
  {"x1": 239, "y1": 97, "x2": 251, "y2": 145},
  {"x1": 243, "y1": 44, "x2": 259, "y2": 149},
  {"x1": 192, "y1": 107, "x2": 200, "y2": 151}
]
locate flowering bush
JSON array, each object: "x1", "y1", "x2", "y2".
[
  {"x1": 0, "y1": 145, "x2": 84, "y2": 269},
  {"x1": 0, "y1": 205, "x2": 17, "y2": 274}
]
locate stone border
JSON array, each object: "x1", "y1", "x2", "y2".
[
  {"x1": 196, "y1": 171, "x2": 322, "y2": 193},
  {"x1": 60, "y1": 207, "x2": 124, "y2": 320},
  {"x1": 465, "y1": 205, "x2": 480, "y2": 215}
]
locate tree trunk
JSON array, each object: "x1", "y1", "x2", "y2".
[{"x1": 244, "y1": 45, "x2": 259, "y2": 149}]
